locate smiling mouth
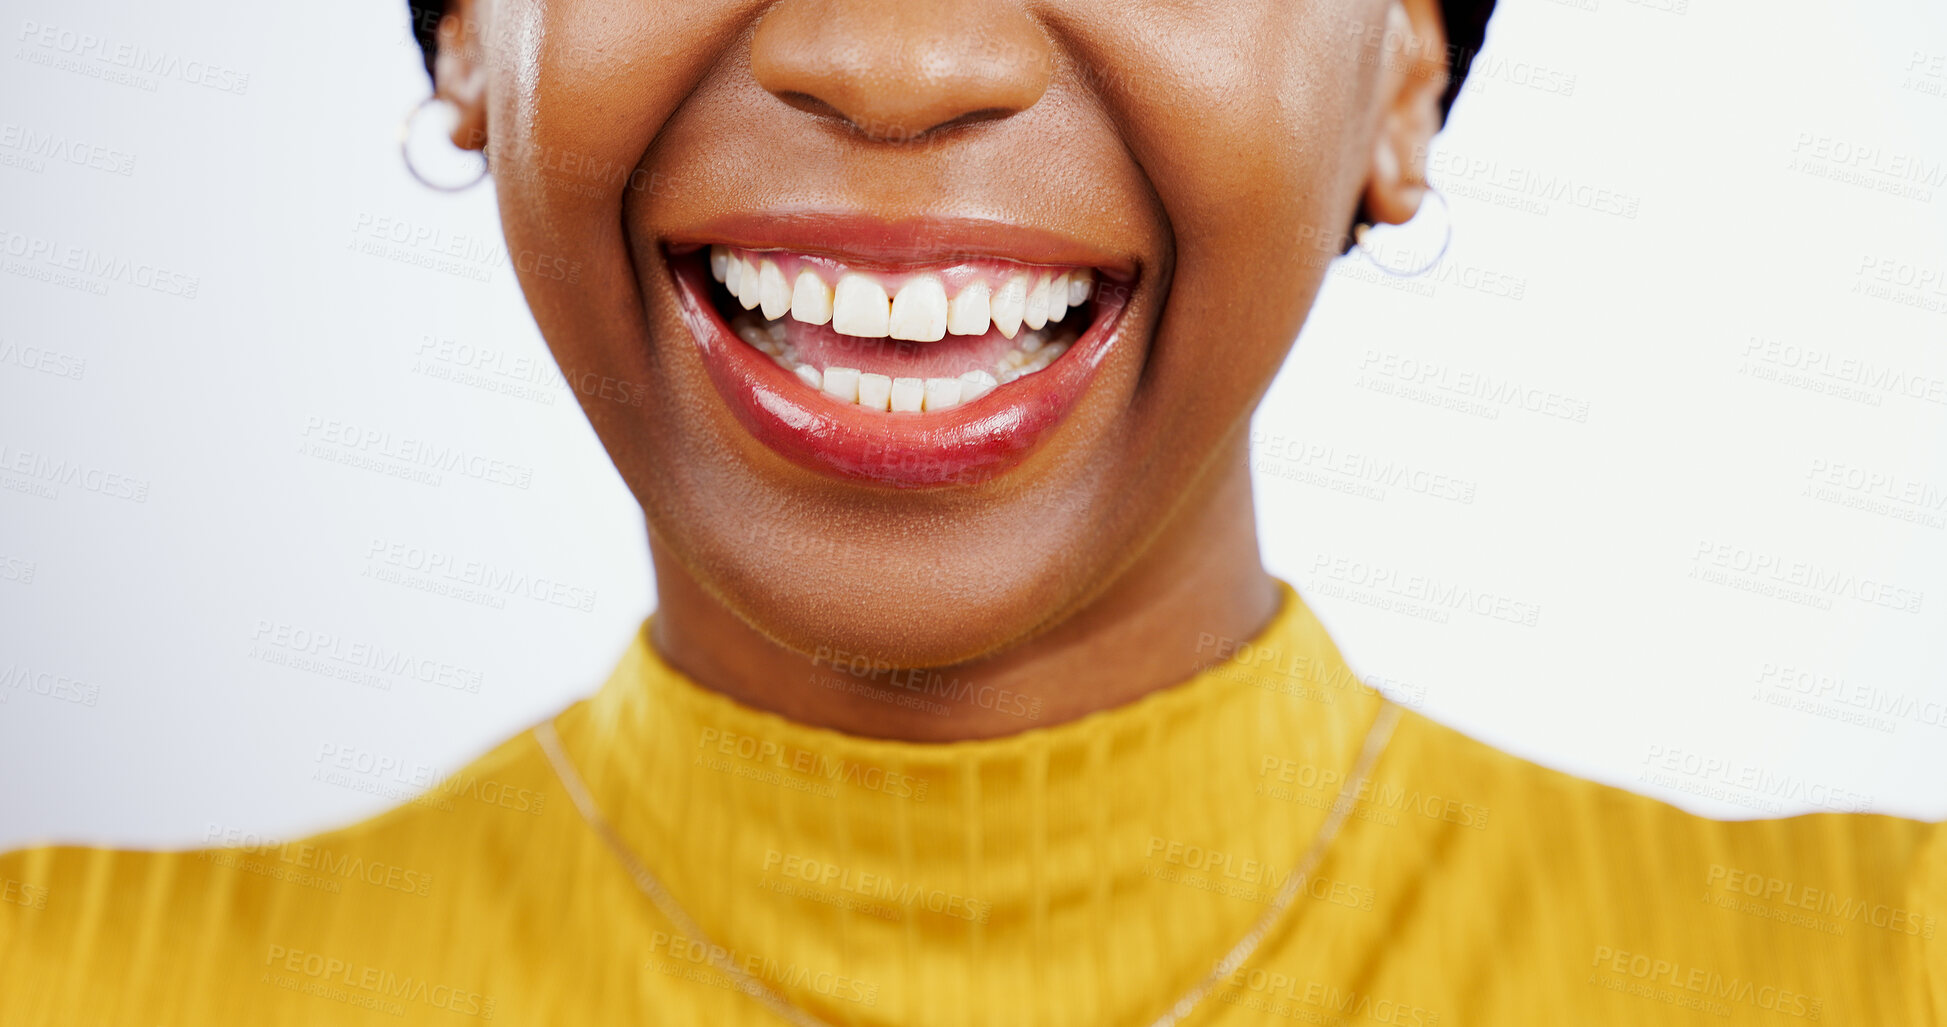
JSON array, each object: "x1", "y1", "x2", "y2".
[
  {"x1": 705, "y1": 246, "x2": 1097, "y2": 412},
  {"x1": 666, "y1": 224, "x2": 1132, "y2": 488}
]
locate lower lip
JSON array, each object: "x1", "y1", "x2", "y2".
[{"x1": 671, "y1": 258, "x2": 1128, "y2": 488}]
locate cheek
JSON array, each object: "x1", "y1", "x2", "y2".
[
  {"x1": 1081, "y1": 6, "x2": 1380, "y2": 425},
  {"x1": 483, "y1": 2, "x2": 743, "y2": 380},
  {"x1": 1158, "y1": 34, "x2": 1373, "y2": 283},
  {"x1": 1090, "y1": 4, "x2": 1380, "y2": 250}
]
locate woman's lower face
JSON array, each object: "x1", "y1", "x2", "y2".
[{"x1": 459, "y1": 0, "x2": 1409, "y2": 667}]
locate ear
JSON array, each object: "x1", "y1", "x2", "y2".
[
  {"x1": 1361, "y1": 0, "x2": 1449, "y2": 226},
  {"x1": 432, "y1": 0, "x2": 489, "y2": 152}
]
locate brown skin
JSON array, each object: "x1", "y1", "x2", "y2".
[{"x1": 431, "y1": 0, "x2": 1448, "y2": 740}]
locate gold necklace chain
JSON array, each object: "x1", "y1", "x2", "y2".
[{"x1": 534, "y1": 700, "x2": 1401, "y2": 1027}]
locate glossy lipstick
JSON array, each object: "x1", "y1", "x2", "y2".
[{"x1": 669, "y1": 233, "x2": 1130, "y2": 488}]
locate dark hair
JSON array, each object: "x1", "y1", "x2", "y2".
[{"x1": 405, "y1": 1, "x2": 1496, "y2": 124}]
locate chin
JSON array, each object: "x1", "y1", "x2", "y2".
[
  {"x1": 727, "y1": 566, "x2": 1060, "y2": 669},
  {"x1": 653, "y1": 468, "x2": 1117, "y2": 667}
]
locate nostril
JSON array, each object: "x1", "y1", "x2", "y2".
[
  {"x1": 774, "y1": 91, "x2": 849, "y2": 123},
  {"x1": 750, "y1": 0, "x2": 1054, "y2": 144},
  {"x1": 932, "y1": 108, "x2": 1017, "y2": 133},
  {"x1": 784, "y1": 99, "x2": 1018, "y2": 141}
]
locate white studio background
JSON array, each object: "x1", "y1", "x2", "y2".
[{"x1": 1, "y1": 0, "x2": 1943, "y2": 852}]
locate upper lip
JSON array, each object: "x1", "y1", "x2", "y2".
[{"x1": 664, "y1": 211, "x2": 1139, "y2": 277}]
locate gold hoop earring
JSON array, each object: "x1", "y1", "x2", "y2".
[
  {"x1": 399, "y1": 95, "x2": 488, "y2": 192},
  {"x1": 1351, "y1": 184, "x2": 1450, "y2": 277}
]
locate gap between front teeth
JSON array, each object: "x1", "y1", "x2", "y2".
[{"x1": 712, "y1": 246, "x2": 1092, "y2": 342}]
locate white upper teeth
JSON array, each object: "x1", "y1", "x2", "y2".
[
  {"x1": 709, "y1": 244, "x2": 1098, "y2": 413},
  {"x1": 736, "y1": 260, "x2": 762, "y2": 310},
  {"x1": 832, "y1": 274, "x2": 892, "y2": 338},
  {"x1": 709, "y1": 245, "x2": 1093, "y2": 342},
  {"x1": 991, "y1": 274, "x2": 1028, "y2": 339},
  {"x1": 1023, "y1": 273, "x2": 1050, "y2": 331},
  {"x1": 758, "y1": 260, "x2": 790, "y2": 321},
  {"x1": 791, "y1": 270, "x2": 832, "y2": 326},
  {"x1": 1068, "y1": 273, "x2": 1092, "y2": 306},
  {"x1": 947, "y1": 281, "x2": 990, "y2": 336},
  {"x1": 888, "y1": 275, "x2": 948, "y2": 342}
]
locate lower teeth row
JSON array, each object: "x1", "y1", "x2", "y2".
[{"x1": 729, "y1": 313, "x2": 1074, "y2": 412}]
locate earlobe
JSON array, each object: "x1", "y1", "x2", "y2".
[
  {"x1": 1360, "y1": 0, "x2": 1448, "y2": 227},
  {"x1": 1363, "y1": 112, "x2": 1429, "y2": 225},
  {"x1": 433, "y1": 8, "x2": 489, "y2": 152}
]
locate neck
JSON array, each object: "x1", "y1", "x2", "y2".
[{"x1": 649, "y1": 442, "x2": 1276, "y2": 742}]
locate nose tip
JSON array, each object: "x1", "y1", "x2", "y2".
[{"x1": 750, "y1": 0, "x2": 1054, "y2": 142}]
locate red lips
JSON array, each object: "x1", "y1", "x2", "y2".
[{"x1": 670, "y1": 252, "x2": 1130, "y2": 488}]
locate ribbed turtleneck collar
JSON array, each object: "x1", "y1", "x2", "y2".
[{"x1": 551, "y1": 583, "x2": 1387, "y2": 1026}]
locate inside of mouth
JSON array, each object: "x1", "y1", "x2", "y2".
[{"x1": 688, "y1": 245, "x2": 1100, "y2": 413}]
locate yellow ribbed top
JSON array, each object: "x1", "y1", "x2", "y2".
[{"x1": 2, "y1": 584, "x2": 1941, "y2": 1024}]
